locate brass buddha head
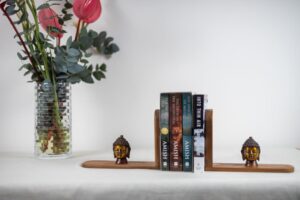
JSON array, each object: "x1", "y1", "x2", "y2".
[
  {"x1": 113, "y1": 135, "x2": 131, "y2": 164},
  {"x1": 241, "y1": 137, "x2": 260, "y2": 166}
]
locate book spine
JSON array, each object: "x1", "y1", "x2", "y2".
[
  {"x1": 160, "y1": 93, "x2": 170, "y2": 171},
  {"x1": 193, "y1": 94, "x2": 206, "y2": 172},
  {"x1": 169, "y1": 93, "x2": 183, "y2": 171},
  {"x1": 182, "y1": 93, "x2": 193, "y2": 172}
]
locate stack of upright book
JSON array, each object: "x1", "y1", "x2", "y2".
[{"x1": 160, "y1": 92, "x2": 207, "y2": 172}]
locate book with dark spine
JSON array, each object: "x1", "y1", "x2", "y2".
[
  {"x1": 182, "y1": 92, "x2": 193, "y2": 172},
  {"x1": 169, "y1": 93, "x2": 183, "y2": 171},
  {"x1": 160, "y1": 93, "x2": 170, "y2": 171},
  {"x1": 193, "y1": 94, "x2": 207, "y2": 172}
]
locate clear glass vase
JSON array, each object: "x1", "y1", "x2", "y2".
[{"x1": 35, "y1": 80, "x2": 72, "y2": 159}]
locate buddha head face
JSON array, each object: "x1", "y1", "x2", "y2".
[
  {"x1": 114, "y1": 144, "x2": 128, "y2": 159},
  {"x1": 242, "y1": 146, "x2": 260, "y2": 161},
  {"x1": 241, "y1": 137, "x2": 260, "y2": 165},
  {"x1": 113, "y1": 135, "x2": 131, "y2": 160}
]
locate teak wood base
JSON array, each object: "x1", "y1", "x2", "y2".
[
  {"x1": 82, "y1": 160, "x2": 159, "y2": 169},
  {"x1": 82, "y1": 109, "x2": 294, "y2": 173},
  {"x1": 206, "y1": 163, "x2": 294, "y2": 173},
  {"x1": 204, "y1": 109, "x2": 294, "y2": 173}
]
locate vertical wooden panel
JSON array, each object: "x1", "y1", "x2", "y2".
[
  {"x1": 205, "y1": 109, "x2": 213, "y2": 170},
  {"x1": 154, "y1": 110, "x2": 161, "y2": 169}
]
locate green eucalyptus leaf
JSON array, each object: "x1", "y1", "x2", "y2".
[
  {"x1": 104, "y1": 37, "x2": 113, "y2": 46},
  {"x1": 88, "y1": 30, "x2": 98, "y2": 39},
  {"x1": 19, "y1": 63, "x2": 32, "y2": 71},
  {"x1": 105, "y1": 43, "x2": 120, "y2": 55},
  {"x1": 37, "y1": 3, "x2": 50, "y2": 10},
  {"x1": 98, "y1": 31, "x2": 107, "y2": 40},
  {"x1": 50, "y1": 3, "x2": 60, "y2": 6},
  {"x1": 6, "y1": 5, "x2": 17, "y2": 15},
  {"x1": 87, "y1": 65, "x2": 93, "y2": 71},
  {"x1": 24, "y1": 70, "x2": 31, "y2": 76},
  {"x1": 93, "y1": 31, "x2": 106, "y2": 49},
  {"x1": 14, "y1": 12, "x2": 28, "y2": 24},
  {"x1": 100, "y1": 63, "x2": 107, "y2": 72},
  {"x1": 68, "y1": 48, "x2": 80, "y2": 57},
  {"x1": 47, "y1": 26, "x2": 66, "y2": 34},
  {"x1": 78, "y1": 69, "x2": 89, "y2": 77},
  {"x1": 14, "y1": 31, "x2": 24, "y2": 39},
  {"x1": 58, "y1": 17, "x2": 64, "y2": 25},
  {"x1": 39, "y1": 32, "x2": 46, "y2": 42},
  {"x1": 109, "y1": 43, "x2": 120, "y2": 53},
  {"x1": 17, "y1": 52, "x2": 27, "y2": 60},
  {"x1": 63, "y1": 13, "x2": 72, "y2": 21},
  {"x1": 79, "y1": 27, "x2": 88, "y2": 37},
  {"x1": 70, "y1": 41, "x2": 80, "y2": 49},
  {"x1": 68, "y1": 75, "x2": 81, "y2": 84},
  {"x1": 61, "y1": 8, "x2": 67, "y2": 14},
  {"x1": 44, "y1": 42, "x2": 54, "y2": 49},
  {"x1": 68, "y1": 64, "x2": 85, "y2": 74},
  {"x1": 31, "y1": 73, "x2": 39, "y2": 82},
  {"x1": 78, "y1": 68, "x2": 94, "y2": 83},
  {"x1": 93, "y1": 71, "x2": 105, "y2": 80},
  {"x1": 66, "y1": 36, "x2": 72, "y2": 50},
  {"x1": 84, "y1": 52, "x2": 93, "y2": 58},
  {"x1": 81, "y1": 75, "x2": 94, "y2": 84},
  {"x1": 66, "y1": 56, "x2": 78, "y2": 63},
  {"x1": 64, "y1": 2, "x2": 72, "y2": 9},
  {"x1": 80, "y1": 59, "x2": 89, "y2": 64},
  {"x1": 79, "y1": 36, "x2": 93, "y2": 51},
  {"x1": 54, "y1": 64, "x2": 68, "y2": 73}
]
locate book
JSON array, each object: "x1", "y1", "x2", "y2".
[
  {"x1": 193, "y1": 94, "x2": 207, "y2": 172},
  {"x1": 169, "y1": 93, "x2": 183, "y2": 171},
  {"x1": 182, "y1": 92, "x2": 193, "y2": 172},
  {"x1": 160, "y1": 93, "x2": 170, "y2": 171}
]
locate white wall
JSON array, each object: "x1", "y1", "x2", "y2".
[{"x1": 0, "y1": 0, "x2": 299, "y2": 155}]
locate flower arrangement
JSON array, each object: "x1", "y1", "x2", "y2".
[
  {"x1": 0, "y1": 0, "x2": 119, "y2": 157},
  {"x1": 0, "y1": 0, "x2": 119, "y2": 83}
]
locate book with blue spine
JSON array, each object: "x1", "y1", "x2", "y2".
[
  {"x1": 182, "y1": 92, "x2": 193, "y2": 172},
  {"x1": 193, "y1": 94, "x2": 207, "y2": 172},
  {"x1": 160, "y1": 93, "x2": 170, "y2": 171}
]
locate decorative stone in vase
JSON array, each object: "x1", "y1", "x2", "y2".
[{"x1": 35, "y1": 80, "x2": 71, "y2": 159}]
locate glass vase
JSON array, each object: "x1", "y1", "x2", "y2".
[{"x1": 35, "y1": 80, "x2": 72, "y2": 159}]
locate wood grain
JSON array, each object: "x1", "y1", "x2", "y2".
[
  {"x1": 82, "y1": 160, "x2": 158, "y2": 169},
  {"x1": 204, "y1": 109, "x2": 213, "y2": 170},
  {"x1": 154, "y1": 110, "x2": 160, "y2": 169},
  {"x1": 206, "y1": 163, "x2": 294, "y2": 173}
]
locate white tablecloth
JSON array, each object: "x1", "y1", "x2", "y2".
[{"x1": 0, "y1": 148, "x2": 299, "y2": 200}]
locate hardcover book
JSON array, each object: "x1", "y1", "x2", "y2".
[
  {"x1": 169, "y1": 93, "x2": 183, "y2": 171},
  {"x1": 160, "y1": 93, "x2": 170, "y2": 171},
  {"x1": 193, "y1": 94, "x2": 207, "y2": 172},
  {"x1": 182, "y1": 93, "x2": 193, "y2": 172}
]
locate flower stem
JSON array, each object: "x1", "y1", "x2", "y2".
[
  {"x1": 56, "y1": 38, "x2": 61, "y2": 47},
  {"x1": 0, "y1": 1, "x2": 43, "y2": 82},
  {"x1": 75, "y1": 20, "x2": 82, "y2": 41},
  {"x1": 27, "y1": 0, "x2": 50, "y2": 80}
]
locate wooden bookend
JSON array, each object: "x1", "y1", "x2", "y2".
[
  {"x1": 81, "y1": 110, "x2": 161, "y2": 170},
  {"x1": 204, "y1": 109, "x2": 294, "y2": 173},
  {"x1": 82, "y1": 109, "x2": 294, "y2": 172}
]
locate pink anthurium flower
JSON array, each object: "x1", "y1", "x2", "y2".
[
  {"x1": 73, "y1": 0, "x2": 102, "y2": 24},
  {"x1": 38, "y1": 7, "x2": 63, "y2": 38}
]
